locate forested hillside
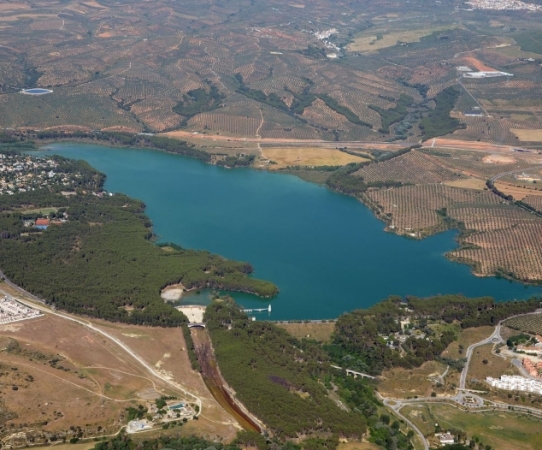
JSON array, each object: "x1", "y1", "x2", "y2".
[
  {"x1": 329, "y1": 295, "x2": 540, "y2": 375},
  {"x1": 205, "y1": 299, "x2": 367, "y2": 438},
  {"x1": 205, "y1": 299, "x2": 418, "y2": 449}
]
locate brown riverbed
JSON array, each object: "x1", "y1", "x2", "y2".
[{"x1": 191, "y1": 328, "x2": 261, "y2": 432}]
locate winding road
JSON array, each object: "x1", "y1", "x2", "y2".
[{"x1": 460, "y1": 324, "x2": 504, "y2": 389}]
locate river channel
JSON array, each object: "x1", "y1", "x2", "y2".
[{"x1": 35, "y1": 143, "x2": 541, "y2": 320}]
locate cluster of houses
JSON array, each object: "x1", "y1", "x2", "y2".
[
  {"x1": 522, "y1": 358, "x2": 542, "y2": 378},
  {"x1": 0, "y1": 295, "x2": 42, "y2": 325},
  {"x1": 486, "y1": 375, "x2": 542, "y2": 394},
  {"x1": 465, "y1": 0, "x2": 542, "y2": 11},
  {"x1": 0, "y1": 153, "x2": 81, "y2": 195}
]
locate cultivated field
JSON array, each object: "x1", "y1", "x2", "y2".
[
  {"x1": 348, "y1": 26, "x2": 457, "y2": 53},
  {"x1": 355, "y1": 150, "x2": 461, "y2": 185},
  {"x1": 511, "y1": 129, "x2": 542, "y2": 142},
  {"x1": 450, "y1": 222, "x2": 542, "y2": 281},
  {"x1": 261, "y1": 147, "x2": 369, "y2": 169},
  {"x1": 355, "y1": 148, "x2": 542, "y2": 281}
]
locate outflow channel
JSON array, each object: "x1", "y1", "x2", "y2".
[{"x1": 191, "y1": 328, "x2": 262, "y2": 432}]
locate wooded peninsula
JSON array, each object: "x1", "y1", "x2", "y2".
[{"x1": 0, "y1": 151, "x2": 277, "y2": 326}]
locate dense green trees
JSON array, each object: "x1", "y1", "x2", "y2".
[
  {"x1": 419, "y1": 87, "x2": 462, "y2": 139},
  {"x1": 0, "y1": 155, "x2": 277, "y2": 326},
  {"x1": 330, "y1": 295, "x2": 540, "y2": 375},
  {"x1": 205, "y1": 299, "x2": 367, "y2": 438},
  {"x1": 172, "y1": 86, "x2": 225, "y2": 124},
  {"x1": 369, "y1": 94, "x2": 414, "y2": 133}
]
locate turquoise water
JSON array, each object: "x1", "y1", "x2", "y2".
[{"x1": 35, "y1": 143, "x2": 540, "y2": 320}]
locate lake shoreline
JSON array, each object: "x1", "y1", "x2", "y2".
[{"x1": 22, "y1": 139, "x2": 538, "y2": 314}]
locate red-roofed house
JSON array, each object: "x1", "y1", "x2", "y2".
[{"x1": 35, "y1": 218, "x2": 50, "y2": 230}]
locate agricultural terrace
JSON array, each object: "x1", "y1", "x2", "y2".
[
  {"x1": 504, "y1": 313, "x2": 542, "y2": 336},
  {"x1": 522, "y1": 195, "x2": 542, "y2": 212},
  {"x1": 346, "y1": 149, "x2": 542, "y2": 282},
  {"x1": 353, "y1": 150, "x2": 461, "y2": 185},
  {"x1": 367, "y1": 184, "x2": 500, "y2": 236},
  {"x1": 450, "y1": 221, "x2": 542, "y2": 281}
]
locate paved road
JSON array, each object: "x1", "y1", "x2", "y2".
[
  {"x1": 460, "y1": 324, "x2": 505, "y2": 389},
  {"x1": 380, "y1": 396, "x2": 429, "y2": 450}
]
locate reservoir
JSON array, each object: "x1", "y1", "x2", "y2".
[{"x1": 36, "y1": 143, "x2": 540, "y2": 320}]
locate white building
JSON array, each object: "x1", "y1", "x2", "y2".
[{"x1": 486, "y1": 375, "x2": 542, "y2": 394}]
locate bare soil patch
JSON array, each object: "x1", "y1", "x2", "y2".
[
  {"x1": 483, "y1": 154, "x2": 517, "y2": 164},
  {"x1": 0, "y1": 3, "x2": 30, "y2": 11},
  {"x1": 161, "y1": 284, "x2": 185, "y2": 301},
  {"x1": 425, "y1": 138, "x2": 518, "y2": 153},
  {"x1": 460, "y1": 56, "x2": 498, "y2": 72}
]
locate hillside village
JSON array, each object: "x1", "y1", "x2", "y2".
[{"x1": 0, "y1": 153, "x2": 82, "y2": 195}]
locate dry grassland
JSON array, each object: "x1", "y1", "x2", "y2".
[
  {"x1": 378, "y1": 360, "x2": 448, "y2": 399},
  {"x1": 337, "y1": 441, "x2": 381, "y2": 450},
  {"x1": 0, "y1": 292, "x2": 238, "y2": 442},
  {"x1": 467, "y1": 344, "x2": 516, "y2": 385},
  {"x1": 348, "y1": 27, "x2": 453, "y2": 52},
  {"x1": 261, "y1": 147, "x2": 369, "y2": 169},
  {"x1": 404, "y1": 404, "x2": 542, "y2": 450},
  {"x1": 443, "y1": 177, "x2": 487, "y2": 190},
  {"x1": 441, "y1": 326, "x2": 494, "y2": 360},
  {"x1": 31, "y1": 443, "x2": 96, "y2": 450},
  {"x1": 511, "y1": 129, "x2": 542, "y2": 142},
  {"x1": 90, "y1": 320, "x2": 239, "y2": 441},
  {"x1": 275, "y1": 322, "x2": 335, "y2": 342}
]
